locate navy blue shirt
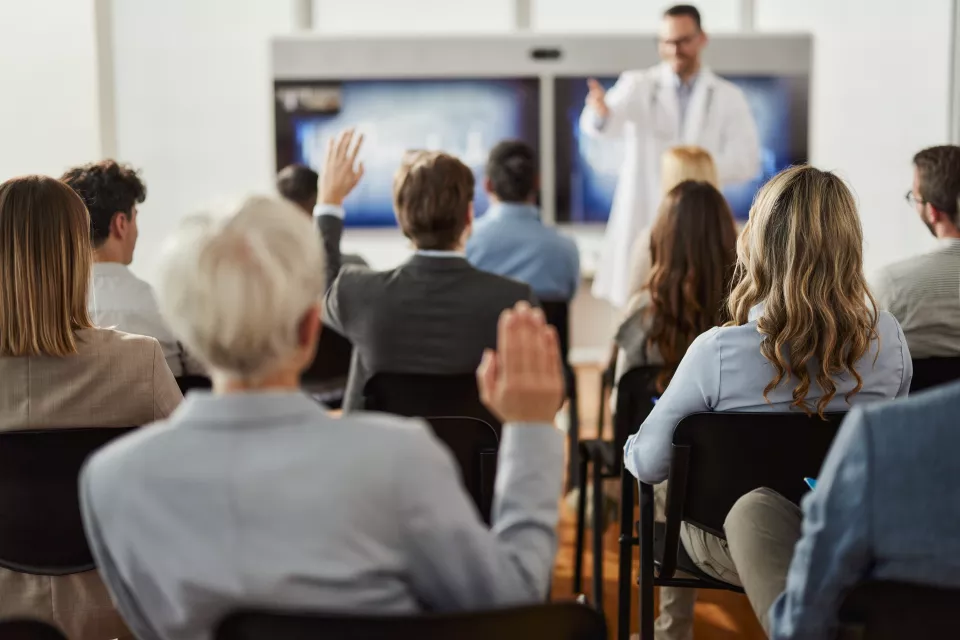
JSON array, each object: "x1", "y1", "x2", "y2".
[{"x1": 467, "y1": 203, "x2": 580, "y2": 301}]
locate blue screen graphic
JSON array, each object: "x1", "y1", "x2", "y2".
[
  {"x1": 556, "y1": 75, "x2": 805, "y2": 222},
  {"x1": 289, "y1": 79, "x2": 539, "y2": 228}
]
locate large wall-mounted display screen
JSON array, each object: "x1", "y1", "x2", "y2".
[
  {"x1": 275, "y1": 79, "x2": 540, "y2": 227},
  {"x1": 553, "y1": 74, "x2": 809, "y2": 222}
]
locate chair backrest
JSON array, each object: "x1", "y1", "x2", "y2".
[
  {"x1": 0, "y1": 427, "x2": 137, "y2": 574},
  {"x1": 302, "y1": 327, "x2": 353, "y2": 384},
  {"x1": 0, "y1": 620, "x2": 68, "y2": 640},
  {"x1": 666, "y1": 412, "x2": 845, "y2": 540},
  {"x1": 613, "y1": 366, "x2": 661, "y2": 451},
  {"x1": 425, "y1": 417, "x2": 499, "y2": 523},
  {"x1": 541, "y1": 300, "x2": 571, "y2": 365},
  {"x1": 837, "y1": 580, "x2": 960, "y2": 639},
  {"x1": 216, "y1": 603, "x2": 607, "y2": 640},
  {"x1": 363, "y1": 373, "x2": 502, "y2": 436},
  {"x1": 176, "y1": 375, "x2": 213, "y2": 396},
  {"x1": 910, "y1": 357, "x2": 960, "y2": 394}
]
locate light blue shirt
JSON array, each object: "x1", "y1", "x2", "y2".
[
  {"x1": 672, "y1": 71, "x2": 699, "y2": 132},
  {"x1": 624, "y1": 306, "x2": 913, "y2": 483},
  {"x1": 769, "y1": 380, "x2": 960, "y2": 639},
  {"x1": 80, "y1": 392, "x2": 564, "y2": 640},
  {"x1": 466, "y1": 203, "x2": 581, "y2": 301}
]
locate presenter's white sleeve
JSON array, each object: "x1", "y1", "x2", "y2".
[
  {"x1": 714, "y1": 87, "x2": 761, "y2": 184},
  {"x1": 579, "y1": 72, "x2": 640, "y2": 140}
]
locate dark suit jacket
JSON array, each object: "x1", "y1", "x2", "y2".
[{"x1": 323, "y1": 254, "x2": 537, "y2": 410}]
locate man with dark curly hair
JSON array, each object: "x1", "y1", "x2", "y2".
[{"x1": 62, "y1": 160, "x2": 204, "y2": 377}]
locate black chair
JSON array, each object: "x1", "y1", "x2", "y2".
[
  {"x1": 176, "y1": 375, "x2": 213, "y2": 396},
  {"x1": 0, "y1": 427, "x2": 137, "y2": 575},
  {"x1": 301, "y1": 328, "x2": 354, "y2": 408},
  {"x1": 0, "y1": 620, "x2": 68, "y2": 640},
  {"x1": 572, "y1": 366, "x2": 660, "y2": 609},
  {"x1": 363, "y1": 373, "x2": 501, "y2": 436},
  {"x1": 910, "y1": 356, "x2": 960, "y2": 393},
  {"x1": 541, "y1": 301, "x2": 580, "y2": 491},
  {"x1": 216, "y1": 602, "x2": 607, "y2": 640},
  {"x1": 424, "y1": 416, "x2": 499, "y2": 524},
  {"x1": 837, "y1": 580, "x2": 960, "y2": 639},
  {"x1": 624, "y1": 412, "x2": 846, "y2": 640}
]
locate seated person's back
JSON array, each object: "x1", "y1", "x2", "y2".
[
  {"x1": 466, "y1": 140, "x2": 580, "y2": 301},
  {"x1": 324, "y1": 150, "x2": 535, "y2": 410},
  {"x1": 62, "y1": 160, "x2": 204, "y2": 377},
  {"x1": 871, "y1": 145, "x2": 960, "y2": 358},
  {"x1": 0, "y1": 175, "x2": 181, "y2": 640},
  {"x1": 80, "y1": 195, "x2": 565, "y2": 640},
  {"x1": 614, "y1": 180, "x2": 737, "y2": 388},
  {"x1": 626, "y1": 165, "x2": 913, "y2": 485}
]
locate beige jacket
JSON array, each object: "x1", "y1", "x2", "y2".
[{"x1": 0, "y1": 327, "x2": 182, "y2": 639}]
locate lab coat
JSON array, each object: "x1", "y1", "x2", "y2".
[{"x1": 580, "y1": 63, "x2": 760, "y2": 309}]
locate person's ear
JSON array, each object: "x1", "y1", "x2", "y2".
[
  {"x1": 927, "y1": 204, "x2": 944, "y2": 224},
  {"x1": 483, "y1": 177, "x2": 495, "y2": 196},
  {"x1": 467, "y1": 202, "x2": 475, "y2": 227},
  {"x1": 298, "y1": 304, "x2": 322, "y2": 349},
  {"x1": 111, "y1": 211, "x2": 128, "y2": 240}
]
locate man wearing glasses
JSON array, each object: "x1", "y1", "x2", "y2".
[
  {"x1": 872, "y1": 145, "x2": 960, "y2": 359},
  {"x1": 581, "y1": 4, "x2": 760, "y2": 311}
]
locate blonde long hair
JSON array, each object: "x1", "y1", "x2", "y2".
[
  {"x1": 0, "y1": 175, "x2": 94, "y2": 356},
  {"x1": 726, "y1": 165, "x2": 879, "y2": 417},
  {"x1": 661, "y1": 146, "x2": 719, "y2": 194}
]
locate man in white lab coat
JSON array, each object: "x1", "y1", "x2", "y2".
[{"x1": 581, "y1": 4, "x2": 760, "y2": 310}]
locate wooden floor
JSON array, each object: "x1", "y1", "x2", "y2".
[{"x1": 549, "y1": 366, "x2": 767, "y2": 640}]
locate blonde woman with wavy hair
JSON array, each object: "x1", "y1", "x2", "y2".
[
  {"x1": 625, "y1": 146, "x2": 720, "y2": 306},
  {"x1": 622, "y1": 165, "x2": 912, "y2": 638}
]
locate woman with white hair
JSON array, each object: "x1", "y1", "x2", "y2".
[{"x1": 79, "y1": 189, "x2": 567, "y2": 640}]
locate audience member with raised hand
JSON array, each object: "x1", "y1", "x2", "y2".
[
  {"x1": 466, "y1": 140, "x2": 580, "y2": 301},
  {"x1": 324, "y1": 148, "x2": 537, "y2": 410},
  {"x1": 725, "y1": 381, "x2": 960, "y2": 639},
  {"x1": 622, "y1": 165, "x2": 912, "y2": 640},
  {"x1": 79, "y1": 197, "x2": 564, "y2": 640},
  {"x1": 871, "y1": 145, "x2": 960, "y2": 358},
  {"x1": 277, "y1": 128, "x2": 368, "y2": 289},
  {"x1": 0, "y1": 175, "x2": 181, "y2": 640},
  {"x1": 62, "y1": 160, "x2": 204, "y2": 377}
]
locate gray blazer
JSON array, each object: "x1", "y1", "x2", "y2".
[
  {"x1": 323, "y1": 254, "x2": 536, "y2": 410},
  {"x1": 80, "y1": 392, "x2": 563, "y2": 640}
]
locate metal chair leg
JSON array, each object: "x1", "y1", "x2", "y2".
[
  {"x1": 639, "y1": 482, "x2": 656, "y2": 640},
  {"x1": 591, "y1": 454, "x2": 604, "y2": 611},
  {"x1": 617, "y1": 471, "x2": 636, "y2": 640},
  {"x1": 573, "y1": 452, "x2": 589, "y2": 593},
  {"x1": 566, "y1": 377, "x2": 580, "y2": 492}
]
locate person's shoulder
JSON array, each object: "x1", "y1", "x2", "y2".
[
  {"x1": 83, "y1": 420, "x2": 177, "y2": 503},
  {"x1": 468, "y1": 267, "x2": 533, "y2": 301},
  {"x1": 339, "y1": 411, "x2": 447, "y2": 460},
  {"x1": 876, "y1": 248, "x2": 954, "y2": 287},
  {"x1": 850, "y1": 380, "x2": 960, "y2": 453},
  {"x1": 875, "y1": 310, "x2": 907, "y2": 344},
  {"x1": 78, "y1": 327, "x2": 161, "y2": 354}
]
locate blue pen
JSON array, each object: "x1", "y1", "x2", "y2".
[{"x1": 804, "y1": 477, "x2": 817, "y2": 490}]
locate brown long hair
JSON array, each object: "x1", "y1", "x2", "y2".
[
  {"x1": 0, "y1": 175, "x2": 94, "y2": 356},
  {"x1": 726, "y1": 165, "x2": 879, "y2": 417},
  {"x1": 644, "y1": 181, "x2": 737, "y2": 392}
]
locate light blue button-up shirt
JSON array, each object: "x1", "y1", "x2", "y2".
[
  {"x1": 768, "y1": 380, "x2": 960, "y2": 638},
  {"x1": 466, "y1": 203, "x2": 580, "y2": 301},
  {"x1": 624, "y1": 305, "x2": 913, "y2": 484},
  {"x1": 672, "y1": 71, "x2": 699, "y2": 132}
]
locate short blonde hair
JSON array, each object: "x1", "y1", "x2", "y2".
[
  {"x1": 660, "y1": 146, "x2": 719, "y2": 194},
  {"x1": 156, "y1": 196, "x2": 325, "y2": 381},
  {"x1": 0, "y1": 175, "x2": 94, "y2": 357},
  {"x1": 727, "y1": 165, "x2": 879, "y2": 417}
]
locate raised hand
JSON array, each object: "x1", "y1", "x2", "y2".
[
  {"x1": 318, "y1": 128, "x2": 365, "y2": 206},
  {"x1": 477, "y1": 302, "x2": 564, "y2": 425},
  {"x1": 585, "y1": 78, "x2": 609, "y2": 119}
]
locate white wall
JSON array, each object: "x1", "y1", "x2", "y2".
[
  {"x1": 0, "y1": 0, "x2": 102, "y2": 180},
  {"x1": 757, "y1": 0, "x2": 953, "y2": 274},
  {"x1": 313, "y1": 0, "x2": 515, "y2": 33},
  {"x1": 533, "y1": 0, "x2": 740, "y2": 32},
  {"x1": 111, "y1": 0, "x2": 296, "y2": 279}
]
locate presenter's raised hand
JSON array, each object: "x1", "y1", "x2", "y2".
[
  {"x1": 318, "y1": 128, "x2": 365, "y2": 206},
  {"x1": 586, "y1": 78, "x2": 610, "y2": 119},
  {"x1": 477, "y1": 302, "x2": 564, "y2": 425}
]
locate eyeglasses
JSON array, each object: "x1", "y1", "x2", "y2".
[
  {"x1": 905, "y1": 190, "x2": 926, "y2": 207},
  {"x1": 659, "y1": 33, "x2": 700, "y2": 48}
]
